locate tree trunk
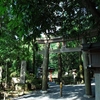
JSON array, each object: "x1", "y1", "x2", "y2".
[
  {"x1": 79, "y1": 52, "x2": 84, "y2": 84},
  {"x1": 32, "y1": 41, "x2": 36, "y2": 74},
  {"x1": 58, "y1": 53, "x2": 62, "y2": 84},
  {"x1": 57, "y1": 42, "x2": 63, "y2": 84},
  {"x1": 42, "y1": 43, "x2": 50, "y2": 91},
  {"x1": 26, "y1": 42, "x2": 30, "y2": 72},
  {"x1": 33, "y1": 49, "x2": 35, "y2": 74}
]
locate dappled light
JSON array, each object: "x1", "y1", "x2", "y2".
[
  {"x1": 0, "y1": 0, "x2": 100, "y2": 100},
  {"x1": 12, "y1": 82, "x2": 95, "y2": 100}
]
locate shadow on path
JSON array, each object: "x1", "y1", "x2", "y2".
[{"x1": 13, "y1": 82, "x2": 95, "y2": 100}]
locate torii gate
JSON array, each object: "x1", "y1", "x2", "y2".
[
  {"x1": 38, "y1": 38, "x2": 91, "y2": 95},
  {"x1": 36, "y1": 28, "x2": 98, "y2": 96}
]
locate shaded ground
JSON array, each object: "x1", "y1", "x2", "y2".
[{"x1": 12, "y1": 82, "x2": 95, "y2": 100}]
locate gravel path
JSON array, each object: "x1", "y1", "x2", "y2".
[{"x1": 13, "y1": 82, "x2": 95, "y2": 100}]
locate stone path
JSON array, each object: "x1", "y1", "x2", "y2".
[{"x1": 12, "y1": 82, "x2": 95, "y2": 100}]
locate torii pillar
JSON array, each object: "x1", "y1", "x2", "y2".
[
  {"x1": 42, "y1": 42, "x2": 50, "y2": 91},
  {"x1": 82, "y1": 38, "x2": 92, "y2": 97}
]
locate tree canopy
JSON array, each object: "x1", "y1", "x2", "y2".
[
  {"x1": 0, "y1": 0, "x2": 100, "y2": 68},
  {"x1": 1, "y1": 0, "x2": 100, "y2": 40}
]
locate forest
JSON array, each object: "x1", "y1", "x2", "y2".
[{"x1": 0, "y1": 0, "x2": 100, "y2": 99}]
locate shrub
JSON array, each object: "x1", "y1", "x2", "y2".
[{"x1": 62, "y1": 75, "x2": 74, "y2": 85}]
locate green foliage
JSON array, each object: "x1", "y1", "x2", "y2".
[
  {"x1": 1, "y1": 0, "x2": 98, "y2": 39},
  {"x1": 26, "y1": 72, "x2": 42, "y2": 90},
  {"x1": 49, "y1": 41, "x2": 80, "y2": 73},
  {"x1": 0, "y1": 0, "x2": 100, "y2": 39},
  {"x1": 62, "y1": 75, "x2": 74, "y2": 85},
  {"x1": 10, "y1": 71, "x2": 19, "y2": 77},
  {"x1": 49, "y1": 53, "x2": 58, "y2": 70},
  {"x1": 26, "y1": 73, "x2": 35, "y2": 83},
  {"x1": 0, "y1": 0, "x2": 100, "y2": 88}
]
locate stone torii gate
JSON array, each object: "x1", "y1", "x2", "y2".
[{"x1": 36, "y1": 36, "x2": 93, "y2": 97}]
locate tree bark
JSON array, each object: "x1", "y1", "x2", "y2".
[
  {"x1": 58, "y1": 53, "x2": 62, "y2": 84},
  {"x1": 57, "y1": 42, "x2": 63, "y2": 84},
  {"x1": 32, "y1": 41, "x2": 36, "y2": 74}
]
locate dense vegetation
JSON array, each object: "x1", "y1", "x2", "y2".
[{"x1": 0, "y1": 0, "x2": 100, "y2": 92}]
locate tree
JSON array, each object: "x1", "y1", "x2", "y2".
[
  {"x1": 80, "y1": 0, "x2": 100, "y2": 23},
  {"x1": 1, "y1": 0, "x2": 100, "y2": 38},
  {"x1": 0, "y1": 0, "x2": 100, "y2": 93}
]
